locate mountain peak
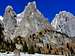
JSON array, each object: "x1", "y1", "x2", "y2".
[
  {"x1": 3, "y1": 5, "x2": 17, "y2": 40},
  {"x1": 2, "y1": 1, "x2": 50, "y2": 40},
  {"x1": 5, "y1": 5, "x2": 13, "y2": 10},
  {"x1": 51, "y1": 11, "x2": 75, "y2": 37},
  {"x1": 25, "y1": 1, "x2": 36, "y2": 12},
  {"x1": 4, "y1": 5, "x2": 16, "y2": 17},
  {"x1": 51, "y1": 11, "x2": 74, "y2": 29}
]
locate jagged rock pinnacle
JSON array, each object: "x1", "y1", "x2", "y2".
[
  {"x1": 15, "y1": 1, "x2": 50, "y2": 37},
  {"x1": 3, "y1": 5, "x2": 17, "y2": 40},
  {"x1": 25, "y1": 1, "x2": 36, "y2": 12},
  {"x1": 4, "y1": 5, "x2": 16, "y2": 17}
]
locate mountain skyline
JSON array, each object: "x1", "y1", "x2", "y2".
[
  {"x1": 0, "y1": 0, "x2": 75, "y2": 22},
  {"x1": 0, "y1": 1, "x2": 75, "y2": 55},
  {"x1": 2, "y1": 1, "x2": 75, "y2": 38}
]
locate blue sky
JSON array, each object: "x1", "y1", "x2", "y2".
[{"x1": 0, "y1": 0, "x2": 75, "y2": 22}]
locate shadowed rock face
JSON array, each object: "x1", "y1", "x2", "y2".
[
  {"x1": 0, "y1": 28, "x2": 74, "y2": 55},
  {"x1": 0, "y1": 19, "x2": 72, "y2": 55},
  {"x1": 0, "y1": 20, "x2": 4, "y2": 41}
]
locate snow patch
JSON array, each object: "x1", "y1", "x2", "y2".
[
  {"x1": 0, "y1": 52, "x2": 64, "y2": 56},
  {"x1": 0, "y1": 16, "x2": 3, "y2": 20}
]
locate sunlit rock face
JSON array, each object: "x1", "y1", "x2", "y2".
[
  {"x1": 3, "y1": 5, "x2": 17, "y2": 40},
  {"x1": 1, "y1": 1, "x2": 50, "y2": 40},
  {"x1": 51, "y1": 11, "x2": 75, "y2": 37},
  {"x1": 15, "y1": 1, "x2": 50, "y2": 37}
]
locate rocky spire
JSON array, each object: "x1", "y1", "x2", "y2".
[
  {"x1": 15, "y1": 1, "x2": 50, "y2": 37},
  {"x1": 3, "y1": 5, "x2": 17, "y2": 40},
  {"x1": 22, "y1": 1, "x2": 49, "y2": 31}
]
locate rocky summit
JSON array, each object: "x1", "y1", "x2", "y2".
[
  {"x1": 0, "y1": 1, "x2": 74, "y2": 56},
  {"x1": 51, "y1": 11, "x2": 75, "y2": 37},
  {"x1": 3, "y1": 5, "x2": 17, "y2": 41},
  {"x1": 15, "y1": 1, "x2": 50, "y2": 37}
]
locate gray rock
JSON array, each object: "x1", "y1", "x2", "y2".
[
  {"x1": 51, "y1": 11, "x2": 75, "y2": 37},
  {"x1": 15, "y1": 1, "x2": 50, "y2": 37},
  {"x1": 3, "y1": 5, "x2": 17, "y2": 40}
]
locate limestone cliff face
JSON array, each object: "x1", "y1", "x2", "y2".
[
  {"x1": 51, "y1": 11, "x2": 75, "y2": 37},
  {"x1": 15, "y1": 1, "x2": 50, "y2": 37},
  {"x1": 3, "y1": 5, "x2": 17, "y2": 40}
]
